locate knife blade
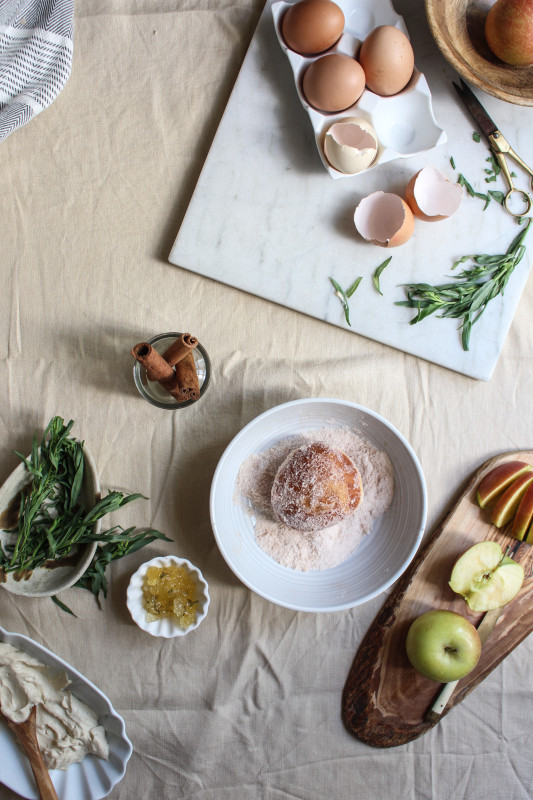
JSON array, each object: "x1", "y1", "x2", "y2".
[{"x1": 452, "y1": 78, "x2": 498, "y2": 141}]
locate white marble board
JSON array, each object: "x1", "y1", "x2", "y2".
[{"x1": 169, "y1": 0, "x2": 533, "y2": 381}]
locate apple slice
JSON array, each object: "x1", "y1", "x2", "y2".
[
  {"x1": 476, "y1": 460, "x2": 533, "y2": 508},
  {"x1": 491, "y1": 472, "x2": 533, "y2": 527},
  {"x1": 511, "y1": 482, "x2": 533, "y2": 540},
  {"x1": 449, "y1": 541, "x2": 524, "y2": 612}
]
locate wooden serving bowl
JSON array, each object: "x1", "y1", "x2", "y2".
[{"x1": 426, "y1": 0, "x2": 533, "y2": 106}]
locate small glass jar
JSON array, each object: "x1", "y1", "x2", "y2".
[{"x1": 133, "y1": 332, "x2": 211, "y2": 410}]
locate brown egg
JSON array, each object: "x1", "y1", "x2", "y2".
[
  {"x1": 281, "y1": 0, "x2": 345, "y2": 56},
  {"x1": 359, "y1": 25, "x2": 414, "y2": 96},
  {"x1": 303, "y1": 54, "x2": 366, "y2": 113}
]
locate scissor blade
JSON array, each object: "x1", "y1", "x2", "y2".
[{"x1": 452, "y1": 78, "x2": 498, "y2": 141}]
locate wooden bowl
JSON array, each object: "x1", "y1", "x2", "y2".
[{"x1": 425, "y1": 0, "x2": 533, "y2": 106}]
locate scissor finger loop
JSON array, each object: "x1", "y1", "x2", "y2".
[
  {"x1": 490, "y1": 131, "x2": 533, "y2": 181},
  {"x1": 504, "y1": 188, "x2": 532, "y2": 218},
  {"x1": 453, "y1": 80, "x2": 533, "y2": 217}
]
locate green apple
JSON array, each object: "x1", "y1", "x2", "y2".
[
  {"x1": 405, "y1": 610, "x2": 481, "y2": 682},
  {"x1": 449, "y1": 541, "x2": 524, "y2": 612}
]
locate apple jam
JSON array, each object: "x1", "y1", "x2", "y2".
[{"x1": 142, "y1": 564, "x2": 197, "y2": 628}]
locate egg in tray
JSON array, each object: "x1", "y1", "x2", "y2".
[{"x1": 272, "y1": 0, "x2": 447, "y2": 179}]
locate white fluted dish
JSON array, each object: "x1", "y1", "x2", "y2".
[
  {"x1": 126, "y1": 555, "x2": 210, "y2": 637},
  {"x1": 210, "y1": 398, "x2": 427, "y2": 612},
  {"x1": 0, "y1": 626, "x2": 132, "y2": 800}
]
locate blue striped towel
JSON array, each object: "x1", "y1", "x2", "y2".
[{"x1": 0, "y1": 0, "x2": 73, "y2": 142}]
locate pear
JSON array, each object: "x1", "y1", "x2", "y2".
[{"x1": 485, "y1": 0, "x2": 533, "y2": 66}]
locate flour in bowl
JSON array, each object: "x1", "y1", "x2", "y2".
[{"x1": 234, "y1": 427, "x2": 394, "y2": 571}]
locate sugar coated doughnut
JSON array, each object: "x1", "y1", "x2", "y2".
[{"x1": 271, "y1": 442, "x2": 363, "y2": 532}]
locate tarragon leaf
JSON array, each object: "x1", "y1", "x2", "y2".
[{"x1": 373, "y1": 257, "x2": 392, "y2": 295}]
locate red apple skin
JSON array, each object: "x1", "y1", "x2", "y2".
[
  {"x1": 485, "y1": 0, "x2": 533, "y2": 66},
  {"x1": 511, "y1": 482, "x2": 533, "y2": 540},
  {"x1": 491, "y1": 472, "x2": 533, "y2": 528},
  {"x1": 476, "y1": 461, "x2": 532, "y2": 508}
]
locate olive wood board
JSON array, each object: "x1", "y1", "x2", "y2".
[{"x1": 342, "y1": 450, "x2": 533, "y2": 748}]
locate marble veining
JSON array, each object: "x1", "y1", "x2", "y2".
[{"x1": 169, "y1": 0, "x2": 532, "y2": 381}]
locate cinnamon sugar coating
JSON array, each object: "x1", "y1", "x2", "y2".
[{"x1": 270, "y1": 442, "x2": 363, "y2": 532}]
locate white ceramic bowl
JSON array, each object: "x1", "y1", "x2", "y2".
[
  {"x1": 210, "y1": 398, "x2": 427, "y2": 612},
  {"x1": 0, "y1": 625, "x2": 132, "y2": 800},
  {"x1": 126, "y1": 555, "x2": 210, "y2": 638},
  {"x1": 0, "y1": 446, "x2": 100, "y2": 597}
]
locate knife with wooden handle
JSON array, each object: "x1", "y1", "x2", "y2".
[{"x1": 426, "y1": 607, "x2": 503, "y2": 722}]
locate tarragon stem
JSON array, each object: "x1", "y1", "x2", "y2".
[
  {"x1": 0, "y1": 417, "x2": 171, "y2": 602},
  {"x1": 397, "y1": 217, "x2": 531, "y2": 351}
]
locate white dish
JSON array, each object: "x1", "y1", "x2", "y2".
[
  {"x1": 0, "y1": 626, "x2": 132, "y2": 800},
  {"x1": 272, "y1": 0, "x2": 447, "y2": 179},
  {"x1": 210, "y1": 398, "x2": 427, "y2": 612},
  {"x1": 0, "y1": 446, "x2": 100, "y2": 597},
  {"x1": 126, "y1": 555, "x2": 210, "y2": 637}
]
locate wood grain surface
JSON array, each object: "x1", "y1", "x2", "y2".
[
  {"x1": 342, "y1": 451, "x2": 533, "y2": 748},
  {"x1": 425, "y1": 0, "x2": 533, "y2": 106}
]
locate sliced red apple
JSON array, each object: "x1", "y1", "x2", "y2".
[
  {"x1": 449, "y1": 541, "x2": 524, "y2": 612},
  {"x1": 476, "y1": 460, "x2": 533, "y2": 508},
  {"x1": 511, "y1": 482, "x2": 533, "y2": 540},
  {"x1": 491, "y1": 472, "x2": 533, "y2": 528}
]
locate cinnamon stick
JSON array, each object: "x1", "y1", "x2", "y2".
[
  {"x1": 174, "y1": 352, "x2": 200, "y2": 400},
  {"x1": 162, "y1": 333, "x2": 198, "y2": 367},
  {"x1": 131, "y1": 342, "x2": 184, "y2": 402}
]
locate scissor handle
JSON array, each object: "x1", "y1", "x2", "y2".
[{"x1": 504, "y1": 188, "x2": 532, "y2": 218}]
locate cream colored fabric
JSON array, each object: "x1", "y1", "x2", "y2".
[{"x1": 1, "y1": 1, "x2": 533, "y2": 798}]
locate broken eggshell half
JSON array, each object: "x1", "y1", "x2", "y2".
[
  {"x1": 324, "y1": 117, "x2": 378, "y2": 175},
  {"x1": 405, "y1": 165, "x2": 463, "y2": 222},
  {"x1": 354, "y1": 191, "x2": 415, "y2": 247}
]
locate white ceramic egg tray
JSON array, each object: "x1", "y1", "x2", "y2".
[{"x1": 272, "y1": 0, "x2": 447, "y2": 179}]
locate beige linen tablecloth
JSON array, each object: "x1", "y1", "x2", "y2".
[{"x1": 1, "y1": 1, "x2": 533, "y2": 798}]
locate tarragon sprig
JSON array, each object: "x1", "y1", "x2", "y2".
[
  {"x1": 0, "y1": 417, "x2": 171, "y2": 597},
  {"x1": 397, "y1": 217, "x2": 531, "y2": 351},
  {"x1": 329, "y1": 275, "x2": 362, "y2": 326}
]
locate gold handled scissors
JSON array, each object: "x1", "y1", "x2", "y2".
[{"x1": 453, "y1": 78, "x2": 533, "y2": 217}]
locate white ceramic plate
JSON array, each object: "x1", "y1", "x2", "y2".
[
  {"x1": 0, "y1": 446, "x2": 100, "y2": 597},
  {"x1": 210, "y1": 398, "x2": 427, "y2": 612},
  {"x1": 272, "y1": 0, "x2": 447, "y2": 179},
  {"x1": 0, "y1": 626, "x2": 132, "y2": 800},
  {"x1": 126, "y1": 555, "x2": 210, "y2": 638}
]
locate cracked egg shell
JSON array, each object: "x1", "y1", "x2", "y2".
[
  {"x1": 324, "y1": 117, "x2": 378, "y2": 175},
  {"x1": 405, "y1": 166, "x2": 463, "y2": 222},
  {"x1": 354, "y1": 191, "x2": 415, "y2": 247}
]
